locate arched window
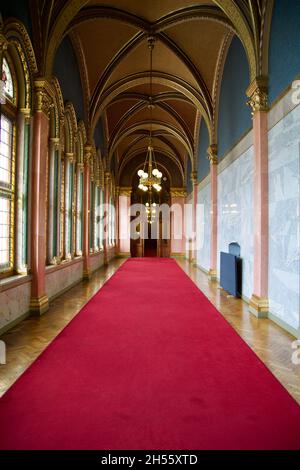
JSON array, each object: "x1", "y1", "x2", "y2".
[{"x1": 0, "y1": 55, "x2": 17, "y2": 275}]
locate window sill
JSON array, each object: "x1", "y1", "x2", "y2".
[
  {"x1": 0, "y1": 273, "x2": 32, "y2": 293},
  {"x1": 46, "y1": 256, "x2": 83, "y2": 273}
]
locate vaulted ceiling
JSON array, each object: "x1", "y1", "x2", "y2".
[{"x1": 31, "y1": 0, "x2": 270, "y2": 187}]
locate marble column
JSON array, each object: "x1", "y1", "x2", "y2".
[
  {"x1": 118, "y1": 187, "x2": 132, "y2": 257},
  {"x1": 191, "y1": 171, "x2": 198, "y2": 264},
  {"x1": 29, "y1": 80, "x2": 52, "y2": 315},
  {"x1": 247, "y1": 78, "x2": 269, "y2": 318},
  {"x1": 207, "y1": 145, "x2": 218, "y2": 281},
  {"x1": 83, "y1": 146, "x2": 92, "y2": 280},
  {"x1": 170, "y1": 188, "x2": 186, "y2": 256},
  {"x1": 104, "y1": 172, "x2": 111, "y2": 265}
]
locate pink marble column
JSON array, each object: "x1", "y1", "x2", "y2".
[
  {"x1": 83, "y1": 146, "x2": 92, "y2": 280},
  {"x1": 170, "y1": 189, "x2": 186, "y2": 256},
  {"x1": 30, "y1": 83, "x2": 51, "y2": 314},
  {"x1": 191, "y1": 171, "x2": 198, "y2": 264},
  {"x1": 118, "y1": 188, "x2": 132, "y2": 256},
  {"x1": 208, "y1": 145, "x2": 218, "y2": 280},
  {"x1": 247, "y1": 78, "x2": 269, "y2": 317}
]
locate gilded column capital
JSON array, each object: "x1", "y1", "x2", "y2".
[
  {"x1": 207, "y1": 144, "x2": 218, "y2": 165},
  {"x1": 119, "y1": 186, "x2": 132, "y2": 197},
  {"x1": 77, "y1": 162, "x2": 84, "y2": 172},
  {"x1": 34, "y1": 79, "x2": 53, "y2": 116},
  {"x1": 65, "y1": 152, "x2": 74, "y2": 163},
  {"x1": 191, "y1": 171, "x2": 198, "y2": 187},
  {"x1": 170, "y1": 187, "x2": 187, "y2": 198},
  {"x1": 105, "y1": 172, "x2": 111, "y2": 185},
  {"x1": 84, "y1": 145, "x2": 93, "y2": 166},
  {"x1": 50, "y1": 137, "x2": 60, "y2": 151},
  {"x1": 20, "y1": 108, "x2": 31, "y2": 123},
  {"x1": 246, "y1": 77, "x2": 269, "y2": 115}
]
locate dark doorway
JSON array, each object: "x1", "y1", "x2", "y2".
[{"x1": 144, "y1": 224, "x2": 157, "y2": 257}]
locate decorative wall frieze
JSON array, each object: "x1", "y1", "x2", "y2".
[
  {"x1": 207, "y1": 144, "x2": 218, "y2": 165},
  {"x1": 246, "y1": 77, "x2": 269, "y2": 115}
]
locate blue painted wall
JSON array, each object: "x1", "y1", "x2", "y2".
[
  {"x1": 197, "y1": 119, "x2": 210, "y2": 182},
  {"x1": 218, "y1": 36, "x2": 252, "y2": 159},
  {"x1": 186, "y1": 156, "x2": 193, "y2": 195},
  {"x1": 53, "y1": 37, "x2": 84, "y2": 121},
  {"x1": 269, "y1": 0, "x2": 300, "y2": 103},
  {"x1": 1, "y1": 1, "x2": 32, "y2": 37}
]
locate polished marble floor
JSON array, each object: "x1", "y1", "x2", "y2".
[{"x1": 0, "y1": 257, "x2": 299, "y2": 405}]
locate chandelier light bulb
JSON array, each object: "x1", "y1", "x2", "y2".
[
  {"x1": 138, "y1": 183, "x2": 143, "y2": 190},
  {"x1": 146, "y1": 202, "x2": 149, "y2": 207},
  {"x1": 152, "y1": 169, "x2": 158, "y2": 176},
  {"x1": 143, "y1": 172, "x2": 148, "y2": 179},
  {"x1": 138, "y1": 169, "x2": 144, "y2": 177}
]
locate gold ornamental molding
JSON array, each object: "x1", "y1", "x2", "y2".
[
  {"x1": 207, "y1": 144, "x2": 218, "y2": 165},
  {"x1": 246, "y1": 77, "x2": 269, "y2": 115}
]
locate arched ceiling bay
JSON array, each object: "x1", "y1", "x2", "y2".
[{"x1": 46, "y1": 0, "x2": 260, "y2": 186}]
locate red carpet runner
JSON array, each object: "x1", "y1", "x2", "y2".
[{"x1": 0, "y1": 258, "x2": 300, "y2": 450}]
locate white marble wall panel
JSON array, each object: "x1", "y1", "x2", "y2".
[
  {"x1": 0, "y1": 281, "x2": 31, "y2": 331},
  {"x1": 268, "y1": 104, "x2": 300, "y2": 330},
  {"x1": 218, "y1": 146, "x2": 254, "y2": 300},
  {"x1": 90, "y1": 252, "x2": 104, "y2": 272},
  {"x1": 45, "y1": 260, "x2": 83, "y2": 300},
  {"x1": 196, "y1": 183, "x2": 211, "y2": 272}
]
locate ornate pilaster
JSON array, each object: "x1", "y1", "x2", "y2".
[
  {"x1": 247, "y1": 78, "x2": 269, "y2": 318},
  {"x1": 207, "y1": 145, "x2": 218, "y2": 281},
  {"x1": 30, "y1": 80, "x2": 53, "y2": 315}
]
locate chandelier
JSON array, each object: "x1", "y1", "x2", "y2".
[{"x1": 137, "y1": 36, "x2": 163, "y2": 193}]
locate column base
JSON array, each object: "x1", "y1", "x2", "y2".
[
  {"x1": 249, "y1": 294, "x2": 269, "y2": 318},
  {"x1": 83, "y1": 269, "x2": 92, "y2": 281},
  {"x1": 208, "y1": 269, "x2": 218, "y2": 281},
  {"x1": 30, "y1": 295, "x2": 49, "y2": 315}
]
